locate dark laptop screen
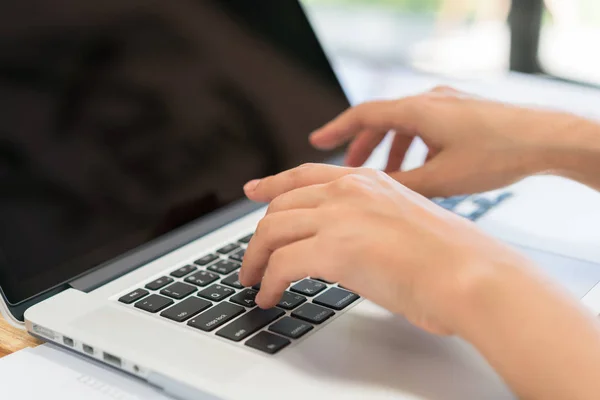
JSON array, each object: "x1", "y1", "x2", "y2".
[{"x1": 0, "y1": 0, "x2": 349, "y2": 304}]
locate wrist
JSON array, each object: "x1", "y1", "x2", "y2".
[{"x1": 534, "y1": 115, "x2": 600, "y2": 181}]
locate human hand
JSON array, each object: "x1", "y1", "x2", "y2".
[
  {"x1": 239, "y1": 164, "x2": 531, "y2": 335},
  {"x1": 310, "y1": 86, "x2": 590, "y2": 198}
]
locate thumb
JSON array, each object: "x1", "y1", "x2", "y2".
[{"x1": 389, "y1": 155, "x2": 462, "y2": 199}]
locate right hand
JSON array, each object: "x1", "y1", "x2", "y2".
[{"x1": 310, "y1": 86, "x2": 588, "y2": 198}]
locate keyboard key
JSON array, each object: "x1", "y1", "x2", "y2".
[
  {"x1": 160, "y1": 282, "x2": 197, "y2": 300},
  {"x1": 312, "y1": 277, "x2": 336, "y2": 284},
  {"x1": 187, "y1": 302, "x2": 245, "y2": 332},
  {"x1": 170, "y1": 265, "x2": 197, "y2": 278},
  {"x1": 160, "y1": 297, "x2": 212, "y2": 322},
  {"x1": 208, "y1": 260, "x2": 240, "y2": 275},
  {"x1": 135, "y1": 294, "x2": 174, "y2": 313},
  {"x1": 313, "y1": 287, "x2": 360, "y2": 311},
  {"x1": 221, "y1": 272, "x2": 244, "y2": 289},
  {"x1": 277, "y1": 291, "x2": 306, "y2": 310},
  {"x1": 238, "y1": 234, "x2": 254, "y2": 244},
  {"x1": 185, "y1": 270, "x2": 219, "y2": 287},
  {"x1": 229, "y1": 249, "x2": 245, "y2": 263},
  {"x1": 216, "y1": 307, "x2": 285, "y2": 342},
  {"x1": 145, "y1": 276, "x2": 174, "y2": 291},
  {"x1": 290, "y1": 279, "x2": 326, "y2": 296},
  {"x1": 198, "y1": 284, "x2": 235, "y2": 302},
  {"x1": 217, "y1": 243, "x2": 240, "y2": 255},
  {"x1": 230, "y1": 289, "x2": 258, "y2": 308},
  {"x1": 118, "y1": 289, "x2": 149, "y2": 304},
  {"x1": 269, "y1": 317, "x2": 313, "y2": 339},
  {"x1": 252, "y1": 282, "x2": 261, "y2": 291},
  {"x1": 245, "y1": 331, "x2": 290, "y2": 355},
  {"x1": 292, "y1": 303, "x2": 334, "y2": 324},
  {"x1": 195, "y1": 254, "x2": 219, "y2": 266}
]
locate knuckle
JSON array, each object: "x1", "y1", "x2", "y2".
[
  {"x1": 268, "y1": 247, "x2": 288, "y2": 269},
  {"x1": 298, "y1": 162, "x2": 317, "y2": 169},
  {"x1": 358, "y1": 167, "x2": 386, "y2": 180},
  {"x1": 256, "y1": 214, "x2": 277, "y2": 239},
  {"x1": 432, "y1": 85, "x2": 457, "y2": 93},
  {"x1": 334, "y1": 174, "x2": 366, "y2": 193},
  {"x1": 266, "y1": 196, "x2": 283, "y2": 214}
]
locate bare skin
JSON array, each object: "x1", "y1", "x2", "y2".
[{"x1": 239, "y1": 87, "x2": 600, "y2": 400}]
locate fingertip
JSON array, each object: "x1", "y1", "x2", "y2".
[
  {"x1": 243, "y1": 179, "x2": 260, "y2": 193},
  {"x1": 255, "y1": 291, "x2": 277, "y2": 310}
]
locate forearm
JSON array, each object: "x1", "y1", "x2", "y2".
[{"x1": 456, "y1": 261, "x2": 600, "y2": 400}]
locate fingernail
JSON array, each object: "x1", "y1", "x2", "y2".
[{"x1": 244, "y1": 179, "x2": 260, "y2": 192}]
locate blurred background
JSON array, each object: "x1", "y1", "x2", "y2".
[{"x1": 301, "y1": 0, "x2": 600, "y2": 86}]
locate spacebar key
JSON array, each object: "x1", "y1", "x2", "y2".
[{"x1": 216, "y1": 307, "x2": 285, "y2": 342}]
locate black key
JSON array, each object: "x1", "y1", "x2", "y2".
[
  {"x1": 145, "y1": 276, "x2": 174, "y2": 291},
  {"x1": 269, "y1": 317, "x2": 313, "y2": 339},
  {"x1": 238, "y1": 234, "x2": 254, "y2": 244},
  {"x1": 160, "y1": 297, "x2": 212, "y2": 322},
  {"x1": 217, "y1": 243, "x2": 240, "y2": 255},
  {"x1": 221, "y1": 273, "x2": 244, "y2": 289},
  {"x1": 313, "y1": 287, "x2": 360, "y2": 311},
  {"x1": 229, "y1": 289, "x2": 258, "y2": 308},
  {"x1": 208, "y1": 260, "x2": 240, "y2": 275},
  {"x1": 291, "y1": 303, "x2": 334, "y2": 324},
  {"x1": 229, "y1": 249, "x2": 245, "y2": 263},
  {"x1": 195, "y1": 254, "x2": 219, "y2": 266},
  {"x1": 134, "y1": 294, "x2": 174, "y2": 313},
  {"x1": 118, "y1": 289, "x2": 149, "y2": 304},
  {"x1": 198, "y1": 284, "x2": 235, "y2": 302},
  {"x1": 277, "y1": 291, "x2": 307, "y2": 310},
  {"x1": 185, "y1": 270, "x2": 219, "y2": 287},
  {"x1": 245, "y1": 331, "x2": 290, "y2": 355},
  {"x1": 216, "y1": 307, "x2": 285, "y2": 342},
  {"x1": 290, "y1": 279, "x2": 326, "y2": 296},
  {"x1": 187, "y1": 302, "x2": 245, "y2": 332},
  {"x1": 160, "y1": 282, "x2": 197, "y2": 300},
  {"x1": 252, "y1": 282, "x2": 262, "y2": 291},
  {"x1": 170, "y1": 265, "x2": 197, "y2": 278}
]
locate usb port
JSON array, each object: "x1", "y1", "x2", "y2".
[
  {"x1": 63, "y1": 336, "x2": 74, "y2": 347},
  {"x1": 82, "y1": 344, "x2": 94, "y2": 356},
  {"x1": 103, "y1": 352, "x2": 122, "y2": 367}
]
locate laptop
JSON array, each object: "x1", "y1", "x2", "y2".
[{"x1": 2, "y1": 2, "x2": 600, "y2": 399}]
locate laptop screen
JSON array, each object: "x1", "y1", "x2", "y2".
[{"x1": 0, "y1": 0, "x2": 349, "y2": 305}]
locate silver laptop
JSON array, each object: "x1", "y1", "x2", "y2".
[{"x1": 2, "y1": 2, "x2": 600, "y2": 399}]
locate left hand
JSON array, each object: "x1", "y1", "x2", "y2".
[{"x1": 239, "y1": 163, "x2": 529, "y2": 335}]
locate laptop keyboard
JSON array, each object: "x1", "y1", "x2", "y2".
[
  {"x1": 432, "y1": 190, "x2": 513, "y2": 221},
  {"x1": 117, "y1": 234, "x2": 361, "y2": 355},
  {"x1": 116, "y1": 191, "x2": 512, "y2": 355}
]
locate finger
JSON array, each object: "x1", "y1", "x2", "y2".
[
  {"x1": 425, "y1": 145, "x2": 441, "y2": 163},
  {"x1": 344, "y1": 130, "x2": 388, "y2": 167},
  {"x1": 244, "y1": 164, "x2": 353, "y2": 203},
  {"x1": 389, "y1": 154, "x2": 455, "y2": 198},
  {"x1": 385, "y1": 131, "x2": 415, "y2": 172},
  {"x1": 265, "y1": 184, "x2": 328, "y2": 215},
  {"x1": 309, "y1": 99, "x2": 421, "y2": 150},
  {"x1": 255, "y1": 238, "x2": 320, "y2": 309},
  {"x1": 240, "y1": 209, "x2": 319, "y2": 287}
]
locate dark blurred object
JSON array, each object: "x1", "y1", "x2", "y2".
[{"x1": 509, "y1": 0, "x2": 544, "y2": 74}]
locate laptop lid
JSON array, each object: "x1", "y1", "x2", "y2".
[{"x1": 0, "y1": 0, "x2": 350, "y2": 321}]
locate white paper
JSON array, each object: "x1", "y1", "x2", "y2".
[{"x1": 0, "y1": 344, "x2": 174, "y2": 400}]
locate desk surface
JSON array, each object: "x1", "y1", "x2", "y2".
[{"x1": 0, "y1": 317, "x2": 40, "y2": 358}]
